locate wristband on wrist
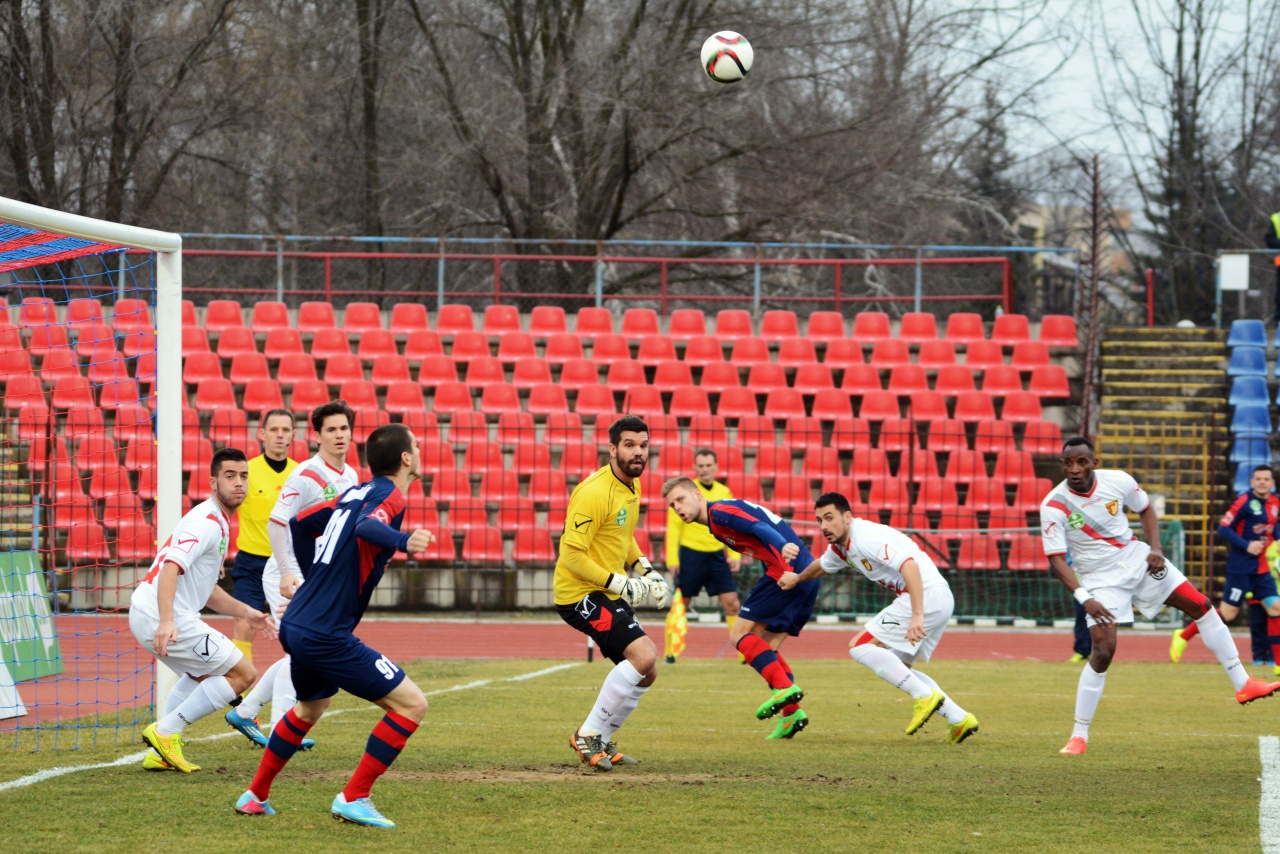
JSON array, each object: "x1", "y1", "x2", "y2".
[
  {"x1": 1073, "y1": 587, "x2": 1093, "y2": 605},
  {"x1": 605, "y1": 573, "x2": 626, "y2": 596}
]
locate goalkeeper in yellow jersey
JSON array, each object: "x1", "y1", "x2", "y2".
[{"x1": 556, "y1": 415, "x2": 669, "y2": 772}]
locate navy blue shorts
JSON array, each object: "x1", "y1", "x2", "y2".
[
  {"x1": 676, "y1": 546, "x2": 737, "y2": 599},
  {"x1": 1223, "y1": 572, "x2": 1280, "y2": 607},
  {"x1": 230, "y1": 551, "x2": 269, "y2": 612},
  {"x1": 279, "y1": 622, "x2": 407, "y2": 703},
  {"x1": 738, "y1": 574, "x2": 820, "y2": 637}
]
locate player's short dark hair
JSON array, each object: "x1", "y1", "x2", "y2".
[
  {"x1": 211, "y1": 447, "x2": 247, "y2": 477},
  {"x1": 1063, "y1": 436, "x2": 1095, "y2": 454},
  {"x1": 366, "y1": 423, "x2": 414, "y2": 476},
  {"x1": 609, "y1": 415, "x2": 649, "y2": 446},
  {"x1": 661, "y1": 476, "x2": 698, "y2": 498},
  {"x1": 693, "y1": 447, "x2": 717, "y2": 462},
  {"x1": 260, "y1": 408, "x2": 295, "y2": 430},
  {"x1": 1254, "y1": 464, "x2": 1275, "y2": 476},
  {"x1": 311, "y1": 399, "x2": 355, "y2": 433},
  {"x1": 815, "y1": 491, "x2": 852, "y2": 514}
]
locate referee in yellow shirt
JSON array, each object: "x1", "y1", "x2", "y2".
[
  {"x1": 666, "y1": 448, "x2": 742, "y2": 636},
  {"x1": 230, "y1": 408, "x2": 299, "y2": 662},
  {"x1": 556, "y1": 415, "x2": 669, "y2": 772}
]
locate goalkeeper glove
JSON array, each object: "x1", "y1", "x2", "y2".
[
  {"x1": 605, "y1": 572, "x2": 650, "y2": 606},
  {"x1": 636, "y1": 556, "x2": 670, "y2": 609}
]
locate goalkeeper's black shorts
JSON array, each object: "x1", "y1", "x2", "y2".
[{"x1": 557, "y1": 592, "x2": 647, "y2": 664}]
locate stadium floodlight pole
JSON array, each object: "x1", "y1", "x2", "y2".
[{"x1": 0, "y1": 196, "x2": 184, "y2": 712}]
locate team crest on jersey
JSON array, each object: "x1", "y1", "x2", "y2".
[
  {"x1": 324, "y1": 484, "x2": 338, "y2": 500},
  {"x1": 860, "y1": 558, "x2": 873, "y2": 573},
  {"x1": 615, "y1": 507, "x2": 627, "y2": 526},
  {"x1": 1105, "y1": 500, "x2": 1118, "y2": 516},
  {"x1": 1067, "y1": 512, "x2": 1085, "y2": 529}
]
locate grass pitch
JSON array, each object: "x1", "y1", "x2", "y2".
[{"x1": 0, "y1": 656, "x2": 1270, "y2": 852}]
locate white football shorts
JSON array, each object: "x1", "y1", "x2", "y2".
[
  {"x1": 865, "y1": 585, "x2": 954, "y2": 664},
  {"x1": 128, "y1": 608, "x2": 242, "y2": 679},
  {"x1": 1083, "y1": 557, "x2": 1186, "y2": 628}
]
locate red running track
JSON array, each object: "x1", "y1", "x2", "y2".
[{"x1": 3, "y1": 615, "x2": 1256, "y2": 726}]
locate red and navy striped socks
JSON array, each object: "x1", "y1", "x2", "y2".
[
  {"x1": 249, "y1": 709, "x2": 314, "y2": 800},
  {"x1": 342, "y1": 710, "x2": 419, "y2": 802}
]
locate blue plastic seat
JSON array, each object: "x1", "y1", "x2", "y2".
[
  {"x1": 1228, "y1": 319, "x2": 1267, "y2": 349},
  {"x1": 1230, "y1": 437, "x2": 1272, "y2": 465},
  {"x1": 1230, "y1": 404, "x2": 1272, "y2": 435},
  {"x1": 1230, "y1": 376, "x2": 1271, "y2": 407},
  {"x1": 1228, "y1": 347, "x2": 1268, "y2": 378},
  {"x1": 1234, "y1": 463, "x2": 1255, "y2": 494}
]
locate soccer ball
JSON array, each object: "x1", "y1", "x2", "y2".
[{"x1": 701, "y1": 31, "x2": 753, "y2": 83}]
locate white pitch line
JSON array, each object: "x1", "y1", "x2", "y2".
[
  {"x1": 1261, "y1": 737, "x2": 1280, "y2": 853},
  {"x1": 0, "y1": 662, "x2": 581, "y2": 794}
]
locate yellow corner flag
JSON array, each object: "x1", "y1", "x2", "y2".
[{"x1": 664, "y1": 590, "x2": 688, "y2": 662}]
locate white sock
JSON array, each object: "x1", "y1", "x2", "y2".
[
  {"x1": 270, "y1": 656, "x2": 297, "y2": 730},
  {"x1": 580, "y1": 661, "x2": 644, "y2": 737},
  {"x1": 602, "y1": 684, "x2": 649, "y2": 741},
  {"x1": 849, "y1": 644, "x2": 932, "y2": 700},
  {"x1": 1071, "y1": 664, "x2": 1107, "y2": 740},
  {"x1": 1195, "y1": 609, "x2": 1249, "y2": 691},
  {"x1": 238, "y1": 658, "x2": 286, "y2": 720},
  {"x1": 157, "y1": 675, "x2": 238, "y2": 735},
  {"x1": 911, "y1": 669, "x2": 968, "y2": 724},
  {"x1": 163, "y1": 674, "x2": 199, "y2": 718}
]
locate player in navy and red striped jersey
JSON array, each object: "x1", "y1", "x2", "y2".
[
  {"x1": 662, "y1": 477, "x2": 819, "y2": 739},
  {"x1": 234, "y1": 424, "x2": 435, "y2": 828},
  {"x1": 1172, "y1": 464, "x2": 1280, "y2": 667}
]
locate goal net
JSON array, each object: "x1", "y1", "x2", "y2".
[{"x1": 0, "y1": 198, "x2": 181, "y2": 749}]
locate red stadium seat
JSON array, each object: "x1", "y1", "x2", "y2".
[
  {"x1": 991, "y1": 313, "x2": 1031, "y2": 346},
  {"x1": 390, "y1": 303, "x2": 430, "y2": 337},
  {"x1": 1022, "y1": 419, "x2": 1063, "y2": 455},
  {"x1": 962, "y1": 340, "x2": 1004, "y2": 371},
  {"x1": 730, "y1": 473, "x2": 764, "y2": 503},
  {"x1": 340, "y1": 302, "x2": 383, "y2": 335},
  {"x1": 182, "y1": 300, "x2": 197, "y2": 326},
  {"x1": 462, "y1": 528, "x2": 504, "y2": 563},
  {"x1": 206, "y1": 408, "x2": 249, "y2": 449},
  {"x1": 544, "y1": 412, "x2": 583, "y2": 445},
  {"x1": 957, "y1": 535, "x2": 1001, "y2": 570},
  {"x1": 480, "y1": 470, "x2": 519, "y2": 502},
  {"x1": 496, "y1": 332, "x2": 537, "y2": 364},
  {"x1": 74, "y1": 323, "x2": 116, "y2": 360},
  {"x1": 993, "y1": 450, "x2": 1036, "y2": 484},
  {"x1": 964, "y1": 478, "x2": 1008, "y2": 511},
  {"x1": 669, "y1": 385, "x2": 711, "y2": 418},
  {"x1": 590, "y1": 334, "x2": 632, "y2": 365},
  {"x1": 181, "y1": 406, "x2": 201, "y2": 440},
  {"x1": 479, "y1": 382, "x2": 521, "y2": 414},
  {"x1": 953, "y1": 392, "x2": 995, "y2": 423},
  {"x1": 667, "y1": 309, "x2": 707, "y2": 339},
  {"x1": 574, "y1": 307, "x2": 614, "y2": 339},
  {"x1": 1038, "y1": 314, "x2": 1079, "y2": 348},
  {"x1": 867, "y1": 477, "x2": 910, "y2": 510},
  {"x1": 496, "y1": 411, "x2": 536, "y2": 446},
  {"x1": 229, "y1": 353, "x2": 270, "y2": 385},
  {"x1": 606, "y1": 360, "x2": 647, "y2": 393},
  {"x1": 655, "y1": 445, "x2": 694, "y2": 478},
  {"x1": 888, "y1": 365, "x2": 929, "y2": 395},
  {"x1": 574, "y1": 385, "x2": 618, "y2": 420},
  {"x1": 899, "y1": 312, "x2": 938, "y2": 344},
  {"x1": 136, "y1": 465, "x2": 157, "y2": 501},
  {"x1": 948, "y1": 450, "x2": 989, "y2": 483},
  {"x1": 310, "y1": 328, "x2": 351, "y2": 360},
  {"x1": 513, "y1": 440, "x2": 551, "y2": 472},
  {"x1": 1005, "y1": 535, "x2": 1044, "y2": 570},
  {"x1": 917, "y1": 478, "x2": 959, "y2": 510},
  {"x1": 24, "y1": 326, "x2": 66, "y2": 359},
  {"x1": 636, "y1": 336, "x2": 677, "y2": 367},
  {"x1": 776, "y1": 338, "x2": 818, "y2": 367},
  {"x1": 418, "y1": 355, "x2": 458, "y2": 388},
  {"x1": 714, "y1": 310, "x2": 754, "y2": 340},
  {"x1": 879, "y1": 417, "x2": 920, "y2": 453},
  {"x1": 1010, "y1": 341, "x2": 1051, "y2": 370},
  {"x1": 734, "y1": 414, "x2": 774, "y2": 448},
  {"x1": 621, "y1": 308, "x2": 661, "y2": 340},
  {"x1": 831, "y1": 415, "x2": 871, "y2": 450},
  {"x1": 764, "y1": 389, "x2": 805, "y2": 419},
  {"x1": 811, "y1": 389, "x2": 851, "y2": 420},
  {"x1": 699, "y1": 362, "x2": 742, "y2": 392},
  {"x1": 450, "y1": 331, "x2": 491, "y2": 365},
  {"x1": 512, "y1": 358, "x2": 553, "y2": 391},
  {"x1": 917, "y1": 339, "x2": 958, "y2": 369},
  {"x1": 464, "y1": 356, "x2": 505, "y2": 390},
  {"x1": 973, "y1": 420, "x2": 1017, "y2": 454},
  {"x1": 783, "y1": 416, "x2": 823, "y2": 450},
  {"x1": 115, "y1": 518, "x2": 158, "y2": 563},
  {"x1": 276, "y1": 353, "x2": 318, "y2": 386},
  {"x1": 204, "y1": 300, "x2": 245, "y2": 333},
  {"x1": 944, "y1": 313, "x2": 985, "y2": 345},
  {"x1": 99, "y1": 378, "x2": 140, "y2": 410},
  {"x1": 793, "y1": 364, "x2": 834, "y2": 394},
  {"x1": 747, "y1": 363, "x2": 787, "y2": 390},
  {"x1": 263, "y1": 328, "x2": 304, "y2": 359},
  {"x1": 934, "y1": 365, "x2": 976, "y2": 396},
  {"x1": 6, "y1": 373, "x2": 46, "y2": 410},
  {"x1": 529, "y1": 306, "x2": 567, "y2": 338},
  {"x1": 988, "y1": 508, "x2": 1028, "y2": 536},
  {"x1": 183, "y1": 351, "x2": 223, "y2": 384},
  {"x1": 1029, "y1": 365, "x2": 1071, "y2": 399},
  {"x1": 357, "y1": 330, "x2": 398, "y2": 361},
  {"x1": 852, "y1": 312, "x2": 891, "y2": 341},
  {"x1": 870, "y1": 339, "x2": 910, "y2": 368},
  {"x1": 802, "y1": 447, "x2": 841, "y2": 480},
  {"x1": 755, "y1": 445, "x2": 793, "y2": 478},
  {"x1": 419, "y1": 440, "x2": 456, "y2": 474},
  {"x1": 66, "y1": 522, "x2": 110, "y2": 563},
  {"x1": 682, "y1": 335, "x2": 724, "y2": 366},
  {"x1": 822, "y1": 338, "x2": 863, "y2": 368},
  {"x1": 850, "y1": 448, "x2": 890, "y2": 483},
  {"x1": 622, "y1": 386, "x2": 664, "y2": 418},
  {"x1": 463, "y1": 441, "x2": 504, "y2": 475},
  {"x1": 981, "y1": 365, "x2": 1023, "y2": 396},
  {"x1": 114, "y1": 405, "x2": 153, "y2": 444},
  {"x1": 429, "y1": 469, "x2": 472, "y2": 503},
  {"x1": 544, "y1": 333, "x2": 585, "y2": 364},
  {"x1": 717, "y1": 387, "x2": 759, "y2": 419},
  {"x1": 289, "y1": 379, "x2": 331, "y2": 413},
  {"x1": 323, "y1": 353, "x2": 365, "y2": 385},
  {"x1": 771, "y1": 475, "x2": 815, "y2": 514},
  {"x1": 558, "y1": 359, "x2": 599, "y2": 391},
  {"x1": 559, "y1": 440, "x2": 598, "y2": 473},
  {"x1": 1013, "y1": 478, "x2": 1053, "y2": 513},
  {"x1": 89, "y1": 464, "x2": 131, "y2": 501},
  {"x1": 653, "y1": 361, "x2": 694, "y2": 388},
  {"x1": 760, "y1": 310, "x2": 800, "y2": 340},
  {"x1": 113, "y1": 298, "x2": 153, "y2": 335},
  {"x1": 729, "y1": 338, "x2": 770, "y2": 365},
  {"x1": 436, "y1": 304, "x2": 476, "y2": 334},
  {"x1": 481, "y1": 305, "x2": 521, "y2": 335},
  {"x1": 513, "y1": 527, "x2": 556, "y2": 562},
  {"x1": 403, "y1": 330, "x2": 444, "y2": 363},
  {"x1": 243, "y1": 379, "x2": 286, "y2": 414},
  {"x1": 688, "y1": 413, "x2": 727, "y2": 446},
  {"x1": 0, "y1": 326, "x2": 21, "y2": 353},
  {"x1": 1001, "y1": 392, "x2": 1044, "y2": 423},
  {"x1": 181, "y1": 436, "x2": 214, "y2": 473},
  {"x1": 249, "y1": 301, "x2": 290, "y2": 332},
  {"x1": 53, "y1": 375, "x2": 95, "y2": 410},
  {"x1": 385, "y1": 381, "x2": 426, "y2": 416},
  {"x1": 806, "y1": 311, "x2": 845, "y2": 340},
  {"x1": 66, "y1": 298, "x2": 105, "y2": 331},
  {"x1": 432, "y1": 381, "x2": 474, "y2": 415},
  {"x1": 926, "y1": 419, "x2": 962, "y2": 453},
  {"x1": 400, "y1": 409, "x2": 440, "y2": 439},
  {"x1": 857, "y1": 390, "x2": 899, "y2": 421},
  {"x1": 75, "y1": 434, "x2": 118, "y2": 473},
  {"x1": 840, "y1": 363, "x2": 883, "y2": 394}
]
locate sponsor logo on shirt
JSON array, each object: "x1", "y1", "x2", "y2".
[
  {"x1": 1105, "y1": 500, "x2": 1118, "y2": 516},
  {"x1": 219, "y1": 537, "x2": 227, "y2": 556},
  {"x1": 1067, "y1": 512, "x2": 1085, "y2": 529},
  {"x1": 615, "y1": 507, "x2": 628, "y2": 526},
  {"x1": 323, "y1": 484, "x2": 337, "y2": 500}
]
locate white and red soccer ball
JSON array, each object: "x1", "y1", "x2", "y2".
[{"x1": 701, "y1": 31, "x2": 753, "y2": 83}]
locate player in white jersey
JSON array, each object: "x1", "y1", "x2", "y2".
[
  {"x1": 129, "y1": 448, "x2": 276, "y2": 773},
  {"x1": 226, "y1": 401, "x2": 358, "y2": 748},
  {"x1": 779, "y1": 492, "x2": 979, "y2": 743},
  {"x1": 1043, "y1": 437, "x2": 1280, "y2": 756}
]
